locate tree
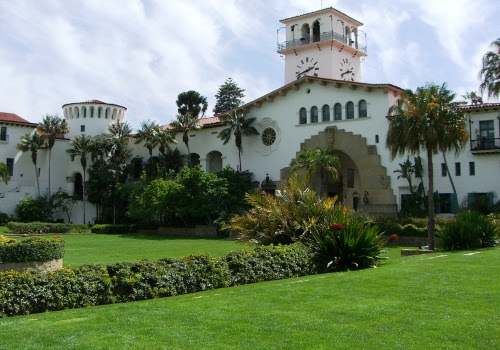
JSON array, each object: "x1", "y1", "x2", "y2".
[
  {"x1": 171, "y1": 91, "x2": 208, "y2": 167},
  {"x1": 213, "y1": 78, "x2": 245, "y2": 115},
  {"x1": 17, "y1": 130, "x2": 46, "y2": 196},
  {"x1": 67, "y1": 134, "x2": 93, "y2": 224},
  {"x1": 51, "y1": 190, "x2": 77, "y2": 223},
  {"x1": 38, "y1": 115, "x2": 69, "y2": 197},
  {"x1": 135, "y1": 120, "x2": 160, "y2": 158},
  {"x1": 290, "y1": 147, "x2": 340, "y2": 198},
  {"x1": 386, "y1": 83, "x2": 469, "y2": 250},
  {"x1": 0, "y1": 162, "x2": 9, "y2": 185},
  {"x1": 217, "y1": 111, "x2": 259, "y2": 171},
  {"x1": 479, "y1": 38, "x2": 500, "y2": 99},
  {"x1": 462, "y1": 91, "x2": 480, "y2": 103}
]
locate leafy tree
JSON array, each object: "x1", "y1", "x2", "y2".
[
  {"x1": 386, "y1": 83, "x2": 469, "y2": 250},
  {"x1": 66, "y1": 134, "x2": 92, "y2": 224},
  {"x1": 0, "y1": 162, "x2": 9, "y2": 185},
  {"x1": 86, "y1": 158, "x2": 114, "y2": 223},
  {"x1": 290, "y1": 147, "x2": 340, "y2": 198},
  {"x1": 51, "y1": 190, "x2": 76, "y2": 223},
  {"x1": 156, "y1": 127, "x2": 177, "y2": 156},
  {"x1": 213, "y1": 78, "x2": 245, "y2": 114},
  {"x1": 394, "y1": 156, "x2": 426, "y2": 217},
  {"x1": 175, "y1": 166, "x2": 229, "y2": 225},
  {"x1": 217, "y1": 111, "x2": 259, "y2": 171},
  {"x1": 171, "y1": 91, "x2": 208, "y2": 167},
  {"x1": 216, "y1": 166, "x2": 255, "y2": 213},
  {"x1": 160, "y1": 147, "x2": 185, "y2": 175},
  {"x1": 479, "y1": 38, "x2": 500, "y2": 99},
  {"x1": 17, "y1": 130, "x2": 46, "y2": 196},
  {"x1": 38, "y1": 115, "x2": 69, "y2": 197}
]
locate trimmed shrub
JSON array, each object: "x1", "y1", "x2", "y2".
[
  {"x1": 91, "y1": 224, "x2": 137, "y2": 234},
  {"x1": 0, "y1": 212, "x2": 13, "y2": 226},
  {"x1": 438, "y1": 210, "x2": 498, "y2": 250},
  {"x1": 0, "y1": 243, "x2": 318, "y2": 317},
  {"x1": 15, "y1": 197, "x2": 52, "y2": 222},
  {"x1": 225, "y1": 244, "x2": 316, "y2": 285},
  {"x1": 6, "y1": 222, "x2": 88, "y2": 235},
  {"x1": 0, "y1": 236, "x2": 64, "y2": 263}
]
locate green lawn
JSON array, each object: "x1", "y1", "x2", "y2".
[
  {"x1": 60, "y1": 234, "x2": 245, "y2": 267},
  {"x1": 0, "y1": 246, "x2": 498, "y2": 349}
]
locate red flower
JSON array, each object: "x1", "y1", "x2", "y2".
[
  {"x1": 388, "y1": 234, "x2": 398, "y2": 242},
  {"x1": 329, "y1": 223, "x2": 344, "y2": 231}
]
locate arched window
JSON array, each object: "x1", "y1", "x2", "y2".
[
  {"x1": 301, "y1": 23, "x2": 310, "y2": 44},
  {"x1": 112, "y1": 108, "x2": 117, "y2": 120},
  {"x1": 310, "y1": 106, "x2": 318, "y2": 123},
  {"x1": 346, "y1": 101, "x2": 354, "y2": 119},
  {"x1": 334, "y1": 103, "x2": 342, "y2": 120},
  {"x1": 322, "y1": 105, "x2": 330, "y2": 122},
  {"x1": 73, "y1": 173, "x2": 83, "y2": 200},
  {"x1": 69, "y1": 108, "x2": 74, "y2": 119},
  {"x1": 98, "y1": 106, "x2": 102, "y2": 118},
  {"x1": 105, "y1": 107, "x2": 110, "y2": 119},
  {"x1": 375, "y1": 135, "x2": 379, "y2": 144},
  {"x1": 190, "y1": 153, "x2": 200, "y2": 168},
  {"x1": 299, "y1": 107, "x2": 307, "y2": 124},
  {"x1": 207, "y1": 151, "x2": 222, "y2": 173},
  {"x1": 74, "y1": 107, "x2": 79, "y2": 119},
  {"x1": 82, "y1": 106, "x2": 87, "y2": 118},
  {"x1": 90, "y1": 106, "x2": 94, "y2": 118},
  {"x1": 312, "y1": 20, "x2": 320, "y2": 42},
  {"x1": 359, "y1": 100, "x2": 367, "y2": 118}
]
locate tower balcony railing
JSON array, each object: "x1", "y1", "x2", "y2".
[
  {"x1": 470, "y1": 137, "x2": 500, "y2": 153},
  {"x1": 277, "y1": 30, "x2": 367, "y2": 54}
]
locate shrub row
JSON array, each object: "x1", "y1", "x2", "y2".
[
  {"x1": 6, "y1": 222, "x2": 88, "y2": 235},
  {"x1": 0, "y1": 243, "x2": 318, "y2": 317},
  {"x1": 0, "y1": 236, "x2": 65, "y2": 263},
  {"x1": 90, "y1": 224, "x2": 137, "y2": 234}
]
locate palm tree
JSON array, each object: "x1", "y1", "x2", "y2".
[
  {"x1": 135, "y1": 120, "x2": 159, "y2": 158},
  {"x1": 386, "y1": 83, "x2": 469, "y2": 250},
  {"x1": 38, "y1": 115, "x2": 69, "y2": 197},
  {"x1": 108, "y1": 121, "x2": 133, "y2": 224},
  {"x1": 17, "y1": 130, "x2": 46, "y2": 196},
  {"x1": 217, "y1": 111, "x2": 259, "y2": 171},
  {"x1": 156, "y1": 126, "x2": 177, "y2": 156},
  {"x1": 171, "y1": 91, "x2": 208, "y2": 167},
  {"x1": 479, "y1": 38, "x2": 500, "y2": 99},
  {"x1": 290, "y1": 147, "x2": 340, "y2": 198},
  {"x1": 67, "y1": 134, "x2": 92, "y2": 224},
  {"x1": 0, "y1": 162, "x2": 9, "y2": 185},
  {"x1": 462, "y1": 91, "x2": 479, "y2": 104}
]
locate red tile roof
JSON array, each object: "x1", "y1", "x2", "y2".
[
  {"x1": 458, "y1": 102, "x2": 500, "y2": 111},
  {"x1": 0, "y1": 112, "x2": 35, "y2": 125}
]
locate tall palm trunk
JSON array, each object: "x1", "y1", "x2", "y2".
[
  {"x1": 34, "y1": 163, "x2": 40, "y2": 196},
  {"x1": 442, "y1": 152, "x2": 459, "y2": 211},
  {"x1": 47, "y1": 149, "x2": 52, "y2": 198},
  {"x1": 82, "y1": 168, "x2": 86, "y2": 225},
  {"x1": 426, "y1": 148, "x2": 436, "y2": 250}
]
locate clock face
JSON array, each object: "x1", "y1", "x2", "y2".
[
  {"x1": 339, "y1": 58, "x2": 355, "y2": 81},
  {"x1": 296, "y1": 56, "x2": 320, "y2": 80}
]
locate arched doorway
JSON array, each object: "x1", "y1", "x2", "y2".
[{"x1": 281, "y1": 126, "x2": 397, "y2": 216}]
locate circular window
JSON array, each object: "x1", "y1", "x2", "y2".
[{"x1": 261, "y1": 127, "x2": 276, "y2": 146}]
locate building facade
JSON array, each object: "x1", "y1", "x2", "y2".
[{"x1": 1, "y1": 7, "x2": 499, "y2": 222}]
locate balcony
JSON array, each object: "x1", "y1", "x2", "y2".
[
  {"x1": 277, "y1": 30, "x2": 367, "y2": 54},
  {"x1": 470, "y1": 137, "x2": 500, "y2": 154}
]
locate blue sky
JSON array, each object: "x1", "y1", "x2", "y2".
[{"x1": 0, "y1": 0, "x2": 498, "y2": 130}]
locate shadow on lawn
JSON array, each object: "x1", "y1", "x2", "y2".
[{"x1": 114, "y1": 233, "x2": 232, "y2": 242}]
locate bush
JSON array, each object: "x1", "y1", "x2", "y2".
[
  {"x1": 0, "y1": 212, "x2": 13, "y2": 226},
  {"x1": 0, "y1": 242, "x2": 318, "y2": 317},
  {"x1": 438, "y1": 210, "x2": 498, "y2": 250},
  {"x1": 91, "y1": 224, "x2": 137, "y2": 234},
  {"x1": 0, "y1": 236, "x2": 64, "y2": 263},
  {"x1": 6, "y1": 222, "x2": 88, "y2": 235},
  {"x1": 15, "y1": 197, "x2": 52, "y2": 222}
]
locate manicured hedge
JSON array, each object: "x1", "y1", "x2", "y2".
[
  {"x1": 0, "y1": 243, "x2": 318, "y2": 317},
  {"x1": 0, "y1": 236, "x2": 65, "y2": 263},
  {"x1": 6, "y1": 222, "x2": 88, "y2": 235},
  {"x1": 90, "y1": 224, "x2": 137, "y2": 234}
]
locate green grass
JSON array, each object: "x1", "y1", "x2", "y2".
[
  {"x1": 0, "y1": 247, "x2": 498, "y2": 349},
  {"x1": 60, "y1": 234, "x2": 245, "y2": 267}
]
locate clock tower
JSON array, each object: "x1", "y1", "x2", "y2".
[{"x1": 277, "y1": 7, "x2": 367, "y2": 84}]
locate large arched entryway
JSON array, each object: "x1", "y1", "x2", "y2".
[{"x1": 281, "y1": 126, "x2": 397, "y2": 216}]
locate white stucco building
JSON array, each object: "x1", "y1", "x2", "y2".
[{"x1": 1, "y1": 7, "x2": 499, "y2": 222}]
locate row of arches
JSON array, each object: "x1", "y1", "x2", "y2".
[
  {"x1": 190, "y1": 151, "x2": 223, "y2": 173},
  {"x1": 64, "y1": 106, "x2": 124, "y2": 121},
  {"x1": 297, "y1": 20, "x2": 359, "y2": 48},
  {"x1": 299, "y1": 100, "x2": 367, "y2": 124}
]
